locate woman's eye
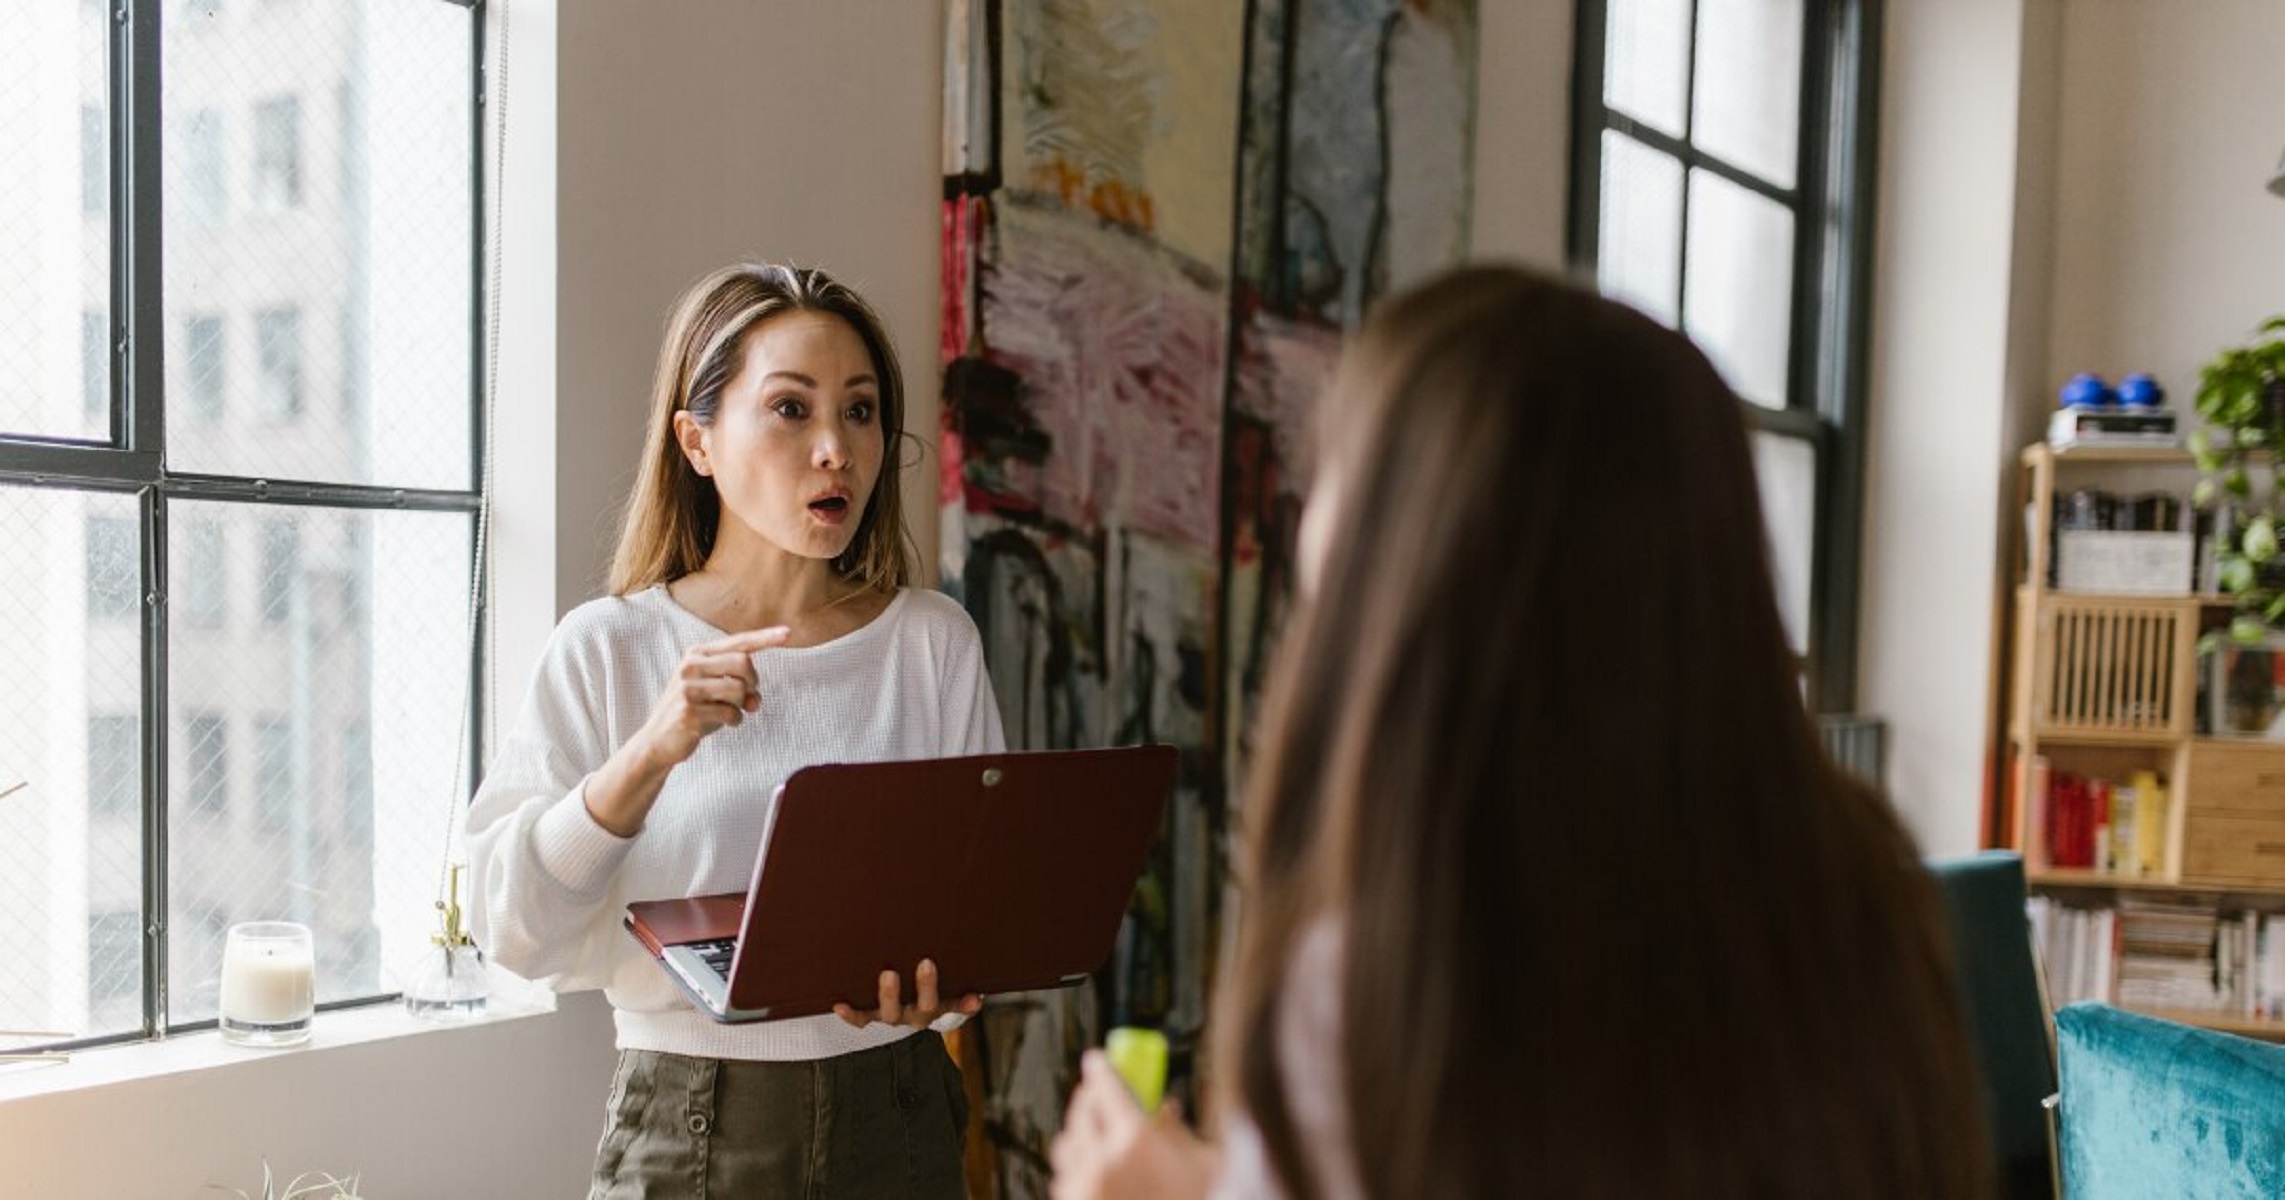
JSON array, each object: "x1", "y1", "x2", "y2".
[
  {"x1": 771, "y1": 397, "x2": 808, "y2": 419},
  {"x1": 847, "y1": 401, "x2": 875, "y2": 424}
]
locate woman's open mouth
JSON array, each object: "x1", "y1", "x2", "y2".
[{"x1": 807, "y1": 493, "x2": 853, "y2": 525}]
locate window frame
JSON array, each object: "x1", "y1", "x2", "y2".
[
  {"x1": 0, "y1": 0, "x2": 488, "y2": 1050},
  {"x1": 1567, "y1": 0, "x2": 1882, "y2": 711}
]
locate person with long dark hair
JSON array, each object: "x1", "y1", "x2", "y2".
[
  {"x1": 468, "y1": 263, "x2": 1000, "y2": 1198},
  {"x1": 1049, "y1": 266, "x2": 1992, "y2": 1199}
]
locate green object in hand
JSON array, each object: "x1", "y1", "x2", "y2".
[{"x1": 1105, "y1": 1026, "x2": 1168, "y2": 1114}]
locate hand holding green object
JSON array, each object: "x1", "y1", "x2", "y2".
[{"x1": 1104, "y1": 1026, "x2": 1168, "y2": 1113}]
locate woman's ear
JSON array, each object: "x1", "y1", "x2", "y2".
[{"x1": 672, "y1": 411, "x2": 712, "y2": 477}]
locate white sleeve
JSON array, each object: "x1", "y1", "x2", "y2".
[
  {"x1": 464, "y1": 619, "x2": 637, "y2": 991},
  {"x1": 941, "y1": 603, "x2": 1008, "y2": 756}
]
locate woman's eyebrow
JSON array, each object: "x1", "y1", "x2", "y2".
[{"x1": 759, "y1": 371, "x2": 878, "y2": 389}]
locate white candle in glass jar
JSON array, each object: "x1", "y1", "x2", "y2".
[{"x1": 219, "y1": 923, "x2": 315, "y2": 1028}]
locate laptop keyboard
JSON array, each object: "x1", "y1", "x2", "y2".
[{"x1": 692, "y1": 938, "x2": 735, "y2": 980}]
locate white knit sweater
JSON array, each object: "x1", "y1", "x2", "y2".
[{"x1": 466, "y1": 585, "x2": 1007, "y2": 1061}]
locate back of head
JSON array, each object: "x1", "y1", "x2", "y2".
[
  {"x1": 1223, "y1": 267, "x2": 1989, "y2": 1199},
  {"x1": 609, "y1": 261, "x2": 914, "y2": 595}
]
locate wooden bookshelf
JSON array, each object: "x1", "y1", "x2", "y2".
[
  {"x1": 2136, "y1": 1008, "x2": 2285, "y2": 1043},
  {"x1": 2001, "y1": 442, "x2": 2285, "y2": 1037},
  {"x1": 2028, "y1": 869, "x2": 2285, "y2": 898}
]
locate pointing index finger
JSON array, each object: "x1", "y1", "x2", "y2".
[{"x1": 706, "y1": 626, "x2": 792, "y2": 655}]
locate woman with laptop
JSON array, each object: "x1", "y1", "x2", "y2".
[
  {"x1": 467, "y1": 263, "x2": 1001, "y2": 1198},
  {"x1": 1046, "y1": 268, "x2": 1994, "y2": 1198}
]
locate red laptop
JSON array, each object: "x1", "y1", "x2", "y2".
[{"x1": 624, "y1": 745, "x2": 1177, "y2": 1023}]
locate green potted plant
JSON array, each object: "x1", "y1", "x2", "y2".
[{"x1": 2190, "y1": 315, "x2": 2285, "y2": 647}]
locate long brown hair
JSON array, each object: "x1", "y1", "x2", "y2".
[
  {"x1": 1218, "y1": 267, "x2": 1990, "y2": 1199},
  {"x1": 608, "y1": 262, "x2": 916, "y2": 595}
]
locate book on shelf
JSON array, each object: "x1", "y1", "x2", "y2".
[
  {"x1": 2014, "y1": 755, "x2": 2169, "y2": 878},
  {"x1": 2029, "y1": 896, "x2": 2285, "y2": 1021}
]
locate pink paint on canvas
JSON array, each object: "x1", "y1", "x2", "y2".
[{"x1": 980, "y1": 202, "x2": 1227, "y2": 552}]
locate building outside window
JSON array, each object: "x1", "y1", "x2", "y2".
[
  {"x1": 182, "y1": 108, "x2": 227, "y2": 224},
  {"x1": 81, "y1": 104, "x2": 105, "y2": 214},
  {"x1": 82, "y1": 310, "x2": 108, "y2": 424},
  {"x1": 258, "y1": 518, "x2": 298, "y2": 625},
  {"x1": 85, "y1": 912, "x2": 142, "y2": 1033},
  {"x1": 252, "y1": 95, "x2": 301, "y2": 212},
  {"x1": 255, "y1": 306, "x2": 303, "y2": 420},
  {"x1": 180, "y1": 518, "x2": 226, "y2": 628},
  {"x1": 182, "y1": 315, "x2": 226, "y2": 425},
  {"x1": 255, "y1": 716, "x2": 292, "y2": 830},
  {"x1": 86, "y1": 715, "x2": 139, "y2": 820},
  {"x1": 84, "y1": 515, "x2": 138, "y2": 620},
  {"x1": 182, "y1": 712, "x2": 230, "y2": 820}
]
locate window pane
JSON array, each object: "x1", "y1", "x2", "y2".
[
  {"x1": 1603, "y1": 0, "x2": 1690, "y2": 137},
  {"x1": 258, "y1": 517, "x2": 298, "y2": 625},
  {"x1": 167, "y1": 502, "x2": 472, "y2": 1025},
  {"x1": 255, "y1": 715, "x2": 292, "y2": 829},
  {"x1": 1693, "y1": 0, "x2": 1804, "y2": 188},
  {"x1": 162, "y1": 1, "x2": 474, "y2": 489},
  {"x1": 1752, "y1": 431, "x2": 1817, "y2": 656},
  {"x1": 255, "y1": 305, "x2": 303, "y2": 420},
  {"x1": 85, "y1": 513, "x2": 138, "y2": 619},
  {"x1": 180, "y1": 517, "x2": 227, "y2": 628},
  {"x1": 87, "y1": 715, "x2": 139, "y2": 819},
  {"x1": 82, "y1": 310, "x2": 108, "y2": 425},
  {"x1": 81, "y1": 105, "x2": 106, "y2": 215},
  {"x1": 182, "y1": 108, "x2": 227, "y2": 225},
  {"x1": 252, "y1": 96, "x2": 302, "y2": 213},
  {"x1": 1683, "y1": 168, "x2": 1794, "y2": 408},
  {"x1": 183, "y1": 712, "x2": 230, "y2": 818},
  {"x1": 0, "y1": 5, "x2": 112, "y2": 443},
  {"x1": 1597, "y1": 131, "x2": 1683, "y2": 327},
  {"x1": 182, "y1": 313, "x2": 226, "y2": 425},
  {"x1": 0, "y1": 485, "x2": 147, "y2": 1044}
]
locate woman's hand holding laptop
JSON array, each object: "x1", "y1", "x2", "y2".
[{"x1": 830, "y1": 957, "x2": 984, "y2": 1029}]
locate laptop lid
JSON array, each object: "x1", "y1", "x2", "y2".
[{"x1": 639, "y1": 744, "x2": 1177, "y2": 1023}]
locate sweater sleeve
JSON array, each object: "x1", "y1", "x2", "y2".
[
  {"x1": 940, "y1": 599, "x2": 1008, "y2": 756},
  {"x1": 465, "y1": 614, "x2": 639, "y2": 990}
]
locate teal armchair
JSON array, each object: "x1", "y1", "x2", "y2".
[
  {"x1": 1927, "y1": 850, "x2": 2058, "y2": 1200},
  {"x1": 2055, "y1": 1002, "x2": 2285, "y2": 1199}
]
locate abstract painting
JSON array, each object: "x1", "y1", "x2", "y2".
[{"x1": 940, "y1": 2, "x2": 1476, "y2": 1194}]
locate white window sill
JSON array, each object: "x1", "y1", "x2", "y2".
[{"x1": 0, "y1": 968, "x2": 558, "y2": 1106}]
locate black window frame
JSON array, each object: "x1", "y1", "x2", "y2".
[
  {"x1": 1568, "y1": 0, "x2": 1883, "y2": 712},
  {"x1": 0, "y1": 0, "x2": 487, "y2": 1049}
]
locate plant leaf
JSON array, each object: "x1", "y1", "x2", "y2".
[
  {"x1": 2228, "y1": 467, "x2": 2254, "y2": 498},
  {"x1": 2246, "y1": 514, "x2": 2279, "y2": 564},
  {"x1": 2222, "y1": 556, "x2": 2256, "y2": 593},
  {"x1": 2194, "y1": 478, "x2": 2219, "y2": 508},
  {"x1": 2233, "y1": 614, "x2": 2271, "y2": 645}
]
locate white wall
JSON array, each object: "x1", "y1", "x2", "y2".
[
  {"x1": 2042, "y1": 0, "x2": 2285, "y2": 406},
  {"x1": 0, "y1": 994, "x2": 618, "y2": 1200},
  {"x1": 1857, "y1": 0, "x2": 2285, "y2": 856},
  {"x1": 1859, "y1": 0, "x2": 2048, "y2": 855},
  {"x1": 548, "y1": 0, "x2": 949, "y2": 610},
  {"x1": 1471, "y1": 0, "x2": 1573, "y2": 271}
]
